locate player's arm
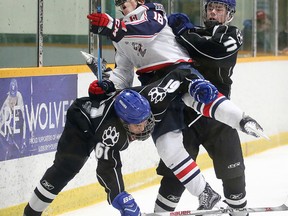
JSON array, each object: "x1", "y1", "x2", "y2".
[
  {"x1": 96, "y1": 145, "x2": 141, "y2": 216},
  {"x1": 133, "y1": 69, "x2": 218, "y2": 120},
  {"x1": 177, "y1": 25, "x2": 242, "y2": 59},
  {"x1": 96, "y1": 147, "x2": 125, "y2": 203},
  {"x1": 182, "y1": 93, "x2": 266, "y2": 139},
  {"x1": 87, "y1": 5, "x2": 166, "y2": 43},
  {"x1": 109, "y1": 47, "x2": 135, "y2": 89},
  {"x1": 122, "y1": 9, "x2": 166, "y2": 43}
]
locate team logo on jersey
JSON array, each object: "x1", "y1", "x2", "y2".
[
  {"x1": 102, "y1": 126, "x2": 119, "y2": 146},
  {"x1": 132, "y1": 42, "x2": 146, "y2": 57},
  {"x1": 148, "y1": 79, "x2": 181, "y2": 103},
  {"x1": 148, "y1": 87, "x2": 167, "y2": 103},
  {"x1": 41, "y1": 179, "x2": 54, "y2": 191}
]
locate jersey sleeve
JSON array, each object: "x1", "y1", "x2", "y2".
[
  {"x1": 122, "y1": 4, "x2": 167, "y2": 44},
  {"x1": 109, "y1": 46, "x2": 135, "y2": 89},
  {"x1": 96, "y1": 146, "x2": 125, "y2": 204},
  {"x1": 178, "y1": 25, "x2": 243, "y2": 59}
]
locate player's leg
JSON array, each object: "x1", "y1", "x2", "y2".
[
  {"x1": 154, "y1": 161, "x2": 186, "y2": 212},
  {"x1": 23, "y1": 120, "x2": 93, "y2": 216},
  {"x1": 203, "y1": 119, "x2": 248, "y2": 216},
  {"x1": 223, "y1": 175, "x2": 249, "y2": 216}
]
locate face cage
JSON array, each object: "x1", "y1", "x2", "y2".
[
  {"x1": 123, "y1": 114, "x2": 155, "y2": 141},
  {"x1": 203, "y1": 1, "x2": 235, "y2": 26}
]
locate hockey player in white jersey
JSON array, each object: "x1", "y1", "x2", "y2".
[
  {"x1": 87, "y1": 0, "x2": 222, "y2": 211},
  {"x1": 87, "y1": 0, "x2": 265, "y2": 213}
]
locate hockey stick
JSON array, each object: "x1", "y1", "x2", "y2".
[
  {"x1": 96, "y1": 0, "x2": 103, "y2": 82},
  {"x1": 80, "y1": 51, "x2": 99, "y2": 79},
  {"x1": 142, "y1": 203, "x2": 288, "y2": 216}
]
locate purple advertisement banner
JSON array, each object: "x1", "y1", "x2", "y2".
[{"x1": 0, "y1": 75, "x2": 77, "y2": 161}]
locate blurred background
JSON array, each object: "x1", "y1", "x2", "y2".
[{"x1": 0, "y1": 0, "x2": 287, "y2": 68}]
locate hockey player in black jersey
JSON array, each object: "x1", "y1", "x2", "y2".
[
  {"x1": 23, "y1": 68, "x2": 264, "y2": 216},
  {"x1": 87, "y1": 0, "x2": 224, "y2": 211},
  {"x1": 154, "y1": 0, "x2": 252, "y2": 216}
]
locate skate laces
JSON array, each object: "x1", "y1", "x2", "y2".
[
  {"x1": 198, "y1": 184, "x2": 221, "y2": 210},
  {"x1": 199, "y1": 191, "x2": 209, "y2": 207}
]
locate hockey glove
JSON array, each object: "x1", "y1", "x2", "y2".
[
  {"x1": 112, "y1": 191, "x2": 141, "y2": 216},
  {"x1": 168, "y1": 13, "x2": 195, "y2": 36},
  {"x1": 87, "y1": 13, "x2": 127, "y2": 42},
  {"x1": 240, "y1": 115, "x2": 269, "y2": 139},
  {"x1": 88, "y1": 79, "x2": 116, "y2": 100},
  {"x1": 189, "y1": 79, "x2": 218, "y2": 104}
]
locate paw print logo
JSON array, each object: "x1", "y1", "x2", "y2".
[
  {"x1": 102, "y1": 126, "x2": 119, "y2": 146},
  {"x1": 148, "y1": 87, "x2": 167, "y2": 103}
]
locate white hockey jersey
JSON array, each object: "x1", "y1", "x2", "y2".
[{"x1": 109, "y1": 3, "x2": 192, "y2": 89}]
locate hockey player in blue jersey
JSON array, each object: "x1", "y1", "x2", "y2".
[{"x1": 23, "y1": 68, "x2": 264, "y2": 216}]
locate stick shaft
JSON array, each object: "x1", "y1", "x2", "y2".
[{"x1": 96, "y1": 0, "x2": 102, "y2": 81}]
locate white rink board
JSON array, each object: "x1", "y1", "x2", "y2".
[{"x1": 0, "y1": 60, "x2": 288, "y2": 209}]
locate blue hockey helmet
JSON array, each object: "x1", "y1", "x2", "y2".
[
  {"x1": 9, "y1": 79, "x2": 18, "y2": 97},
  {"x1": 203, "y1": 0, "x2": 236, "y2": 25},
  {"x1": 205, "y1": 0, "x2": 236, "y2": 12},
  {"x1": 114, "y1": 89, "x2": 155, "y2": 141},
  {"x1": 114, "y1": 89, "x2": 151, "y2": 124}
]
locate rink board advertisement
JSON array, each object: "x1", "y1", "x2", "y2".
[{"x1": 0, "y1": 75, "x2": 77, "y2": 161}]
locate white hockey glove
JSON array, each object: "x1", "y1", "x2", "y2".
[
  {"x1": 240, "y1": 115, "x2": 269, "y2": 140},
  {"x1": 112, "y1": 191, "x2": 141, "y2": 216}
]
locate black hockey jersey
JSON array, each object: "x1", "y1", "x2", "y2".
[
  {"x1": 67, "y1": 68, "x2": 195, "y2": 203},
  {"x1": 177, "y1": 24, "x2": 243, "y2": 97}
]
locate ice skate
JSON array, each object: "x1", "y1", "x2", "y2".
[{"x1": 197, "y1": 183, "x2": 221, "y2": 211}]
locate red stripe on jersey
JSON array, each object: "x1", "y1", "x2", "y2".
[
  {"x1": 203, "y1": 92, "x2": 224, "y2": 117},
  {"x1": 176, "y1": 161, "x2": 197, "y2": 180},
  {"x1": 136, "y1": 59, "x2": 193, "y2": 74}
]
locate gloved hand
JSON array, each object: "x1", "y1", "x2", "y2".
[
  {"x1": 168, "y1": 13, "x2": 195, "y2": 36},
  {"x1": 189, "y1": 79, "x2": 218, "y2": 104},
  {"x1": 112, "y1": 191, "x2": 141, "y2": 216},
  {"x1": 88, "y1": 79, "x2": 116, "y2": 100},
  {"x1": 240, "y1": 115, "x2": 268, "y2": 139},
  {"x1": 87, "y1": 13, "x2": 127, "y2": 42}
]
